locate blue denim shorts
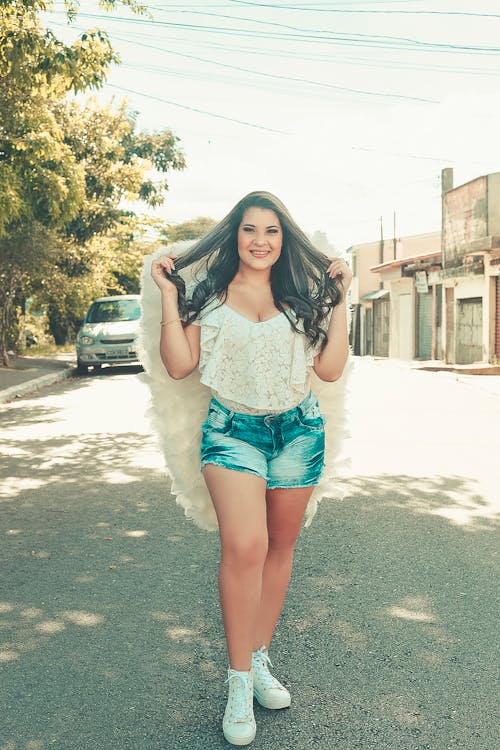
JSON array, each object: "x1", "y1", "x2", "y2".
[{"x1": 200, "y1": 391, "x2": 325, "y2": 488}]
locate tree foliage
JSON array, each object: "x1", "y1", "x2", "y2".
[
  {"x1": 0, "y1": 1, "x2": 116, "y2": 236},
  {"x1": 36, "y1": 99, "x2": 185, "y2": 343},
  {"x1": 41, "y1": 215, "x2": 166, "y2": 344},
  {"x1": 57, "y1": 98, "x2": 185, "y2": 243},
  {"x1": 163, "y1": 216, "x2": 217, "y2": 244},
  {"x1": 0, "y1": 0, "x2": 186, "y2": 363}
]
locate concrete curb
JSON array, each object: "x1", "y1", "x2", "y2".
[
  {"x1": 415, "y1": 364, "x2": 500, "y2": 376},
  {"x1": 0, "y1": 366, "x2": 76, "y2": 405}
]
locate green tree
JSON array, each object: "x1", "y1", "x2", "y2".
[
  {"x1": 39, "y1": 98, "x2": 185, "y2": 344},
  {"x1": 0, "y1": 0, "x2": 185, "y2": 361},
  {"x1": 0, "y1": 0, "x2": 118, "y2": 363},
  {"x1": 163, "y1": 216, "x2": 217, "y2": 244},
  {"x1": 57, "y1": 98, "x2": 185, "y2": 244},
  {"x1": 0, "y1": 221, "x2": 56, "y2": 357},
  {"x1": 103, "y1": 215, "x2": 166, "y2": 295},
  {"x1": 40, "y1": 214, "x2": 166, "y2": 344}
]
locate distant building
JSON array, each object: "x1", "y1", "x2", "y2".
[
  {"x1": 347, "y1": 170, "x2": 500, "y2": 365},
  {"x1": 440, "y1": 169, "x2": 500, "y2": 364},
  {"x1": 348, "y1": 231, "x2": 441, "y2": 357},
  {"x1": 370, "y1": 250, "x2": 442, "y2": 360}
]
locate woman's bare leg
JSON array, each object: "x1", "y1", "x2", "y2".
[
  {"x1": 202, "y1": 464, "x2": 268, "y2": 671},
  {"x1": 252, "y1": 486, "x2": 314, "y2": 651}
]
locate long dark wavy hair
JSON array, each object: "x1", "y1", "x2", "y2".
[{"x1": 167, "y1": 191, "x2": 344, "y2": 350}]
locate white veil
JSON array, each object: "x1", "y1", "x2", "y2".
[{"x1": 138, "y1": 243, "x2": 351, "y2": 532}]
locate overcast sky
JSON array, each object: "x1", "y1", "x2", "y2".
[{"x1": 46, "y1": 0, "x2": 500, "y2": 251}]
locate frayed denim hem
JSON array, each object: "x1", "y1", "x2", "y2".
[
  {"x1": 267, "y1": 479, "x2": 321, "y2": 489},
  {"x1": 200, "y1": 459, "x2": 267, "y2": 482}
]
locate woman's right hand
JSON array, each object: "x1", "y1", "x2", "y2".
[{"x1": 151, "y1": 253, "x2": 179, "y2": 294}]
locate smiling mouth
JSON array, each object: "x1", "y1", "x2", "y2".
[{"x1": 250, "y1": 250, "x2": 270, "y2": 256}]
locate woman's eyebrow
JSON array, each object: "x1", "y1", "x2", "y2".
[{"x1": 242, "y1": 223, "x2": 280, "y2": 229}]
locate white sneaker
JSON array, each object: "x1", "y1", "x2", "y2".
[
  {"x1": 223, "y1": 668, "x2": 257, "y2": 746},
  {"x1": 251, "y1": 645, "x2": 291, "y2": 710}
]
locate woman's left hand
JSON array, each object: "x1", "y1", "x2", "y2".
[{"x1": 326, "y1": 257, "x2": 353, "y2": 297}]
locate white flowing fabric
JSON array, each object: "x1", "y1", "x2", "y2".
[{"x1": 138, "y1": 243, "x2": 351, "y2": 532}]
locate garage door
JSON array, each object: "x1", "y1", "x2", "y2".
[
  {"x1": 373, "y1": 297, "x2": 390, "y2": 357},
  {"x1": 456, "y1": 298, "x2": 483, "y2": 364},
  {"x1": 496, "y1": 277, "x2": 500, "y2": 360},
  {"x1": 417, "y1": 291, "x2": 432, "y2": 359}
]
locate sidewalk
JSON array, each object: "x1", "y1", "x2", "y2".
[
  {"x1": 411, "y1": 359, "x2": 500, "y2": 376},
  {"x1": 0, "y1": 352, "x2": 77, "y2": 404},
  {"x1": 364, "y1": 356, "x2": 500, "y2": 398},
  {"x1": 2, "y1": 352, "x2": 500, "y2": 404}
]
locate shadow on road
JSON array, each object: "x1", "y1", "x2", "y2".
[{"x1": 0, "y1": 403, "x2": 497, "y2": 749}]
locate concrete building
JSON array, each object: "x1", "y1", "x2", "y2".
[
  {"x1": 440, "y1": 169, "x2": 500, "y2": 364},
  {"x1": 348, "y1": 231, "x2": 441, "y2": 357},
  {"x1": 370, "y1": 250, "x2": 442, "y2": 360},
  {"x1": 348, "y1": 170, "x2": 500, "y2": 365}
]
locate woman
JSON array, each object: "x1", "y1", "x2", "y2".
[{"x1": 143, "y1": 191, "x2": 352, "y2": 746}]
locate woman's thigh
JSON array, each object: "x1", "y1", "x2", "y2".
[
  {"x1": 265, "y1": 486, "x2": 315, "y2": 549},
  {"x1": 202, "y1": 464, "x2": 268, "y2": 560}
]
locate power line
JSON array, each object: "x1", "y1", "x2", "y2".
[
  {"x1": 121, "y1": 54, "x2": 500, "y2": 83},
  {"x1": 351, "y1": 146, "x2": 495, "y2": 168},
  {"x1": 227, "y1": 0, "x2": 500, "y2": 18},
  {"x1": 148, "y1": 1, "x2": 424, "y2": 6},
  {"x1": 112, "y1": 34, "x2": 437, "y2": 103},
  {"x1": 51, "y1": 16, "x2": 440, "y2": 104},
  {"x1": 106, "y1": 83, "x2": 291, "y2": 133},
  {"x1": 113, "y1": 27, "x2": 500, "y2": 78},
  {"x1": 51, "y1": 9, "x2": 500, "y2": 57}
]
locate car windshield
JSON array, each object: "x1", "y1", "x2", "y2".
[{"x1": 87, "y1": 299, "x2": 140, "y2": 324}]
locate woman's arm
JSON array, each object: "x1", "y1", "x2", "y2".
[
  {"x1": 312, "y1": 257, "x2": 352, "y2": 382},
  {"x1": 313, "y1": 299, "x2": 349, "y2": 382},
  {"x1": 159, "y1": 291, "x2": 200, "y2": 379},
  {"x1": 151, "y1": 255, "x2": 201, "y2": 379}
]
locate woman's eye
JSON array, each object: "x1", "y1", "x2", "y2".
[
  {"x1": 243, "y1": 227, "x2": 254, "y2": 232},
  {"x1": 268, "y1": 229, "x2": 278, "y2": 234}
]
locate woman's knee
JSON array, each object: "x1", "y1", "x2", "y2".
[
  {"x1": 221, "y1": 533, "x2": 268, "y2": 569},
  {"x1": 267, "y1": 523, "x2": 302, "y2": 553}
]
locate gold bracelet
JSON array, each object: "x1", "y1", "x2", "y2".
[{"x1": 160, "y1": 317, "x2": 181, "y2": 326}]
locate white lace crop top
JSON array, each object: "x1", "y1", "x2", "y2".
[{"x1": 190, "y1": 295, "x2": 323, "y2": 414}]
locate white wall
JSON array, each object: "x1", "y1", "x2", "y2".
[
  {"x1": 444, "y1": 275, "x2": 489, "y2": 362},
  {"x1": 389, "y1": 277, "x2": 415, "y2": 359}
]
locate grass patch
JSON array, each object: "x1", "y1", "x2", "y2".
[{"x1": 24, "y1": 343, "x2": 75, "y2": 357}]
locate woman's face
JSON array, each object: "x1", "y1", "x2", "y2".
[{"x1": 237, "y1": 206, "x2": 283, "y2": 272}]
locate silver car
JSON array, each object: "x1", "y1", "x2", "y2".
[{"x1": 76, "y1": 295, "x2": 141, "y2": 373}]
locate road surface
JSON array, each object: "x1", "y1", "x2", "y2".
[{"x1": 0, "y1": 358, "x2": 498, "y2": 749}]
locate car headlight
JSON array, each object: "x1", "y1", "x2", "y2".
[{"x1": 78, "y1": 335, "x2": 94, "y2": 345}]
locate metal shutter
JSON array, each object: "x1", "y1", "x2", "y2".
[
  {"x1": 456, "y1": 298, "x2": 483, "y2": 364},
  {"x1": 417, "y1": 291, "x2": 432, "y2": 359},
  {"x1": 496, "y1": 277, "x2": 500, "y2": 360}
]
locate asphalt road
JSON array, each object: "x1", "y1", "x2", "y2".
[{"x1": 0, "y1": 359, "x2": 498, "y2": 750}]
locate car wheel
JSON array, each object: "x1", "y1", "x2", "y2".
[{"x1": 77, "y1": 360, "x2": 89, "y2": 374}]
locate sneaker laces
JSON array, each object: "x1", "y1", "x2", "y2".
[
  {"x1": 252, "y1": 648, "x2": 286, "y2": 691},
  {"x1": 224, "y1": 669, "x2": 252, "y2": 723}
]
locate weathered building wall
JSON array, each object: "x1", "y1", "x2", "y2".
[
  {"x1": 487, "y1": 173, "x2": 500, "y2": 237},
  {"x1": 350, "y1": 232, "x2": 440, "y2": 303},
  {"x1": 441, "y1": 170, "x2": 500, "y2": 363},
  {"x1": 443, "y1": 176, "x2": 487, "y2": 267},
  {"x1": 443, "y1": 276, "x2": 486, "y2": 363},
  {"x1": 389, "y1": 278, "x2": 415, "y2": 359}
]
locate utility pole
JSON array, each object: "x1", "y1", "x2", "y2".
[
  {"x1": 393, "y1": 210, "x2": 397, "y2": 260},
  {"x1": 441, "y1": 168, "x2": 453, "y2": 269},
  {"x1": 379, "y1": 215, "x2": 384, "y2": 289}
]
